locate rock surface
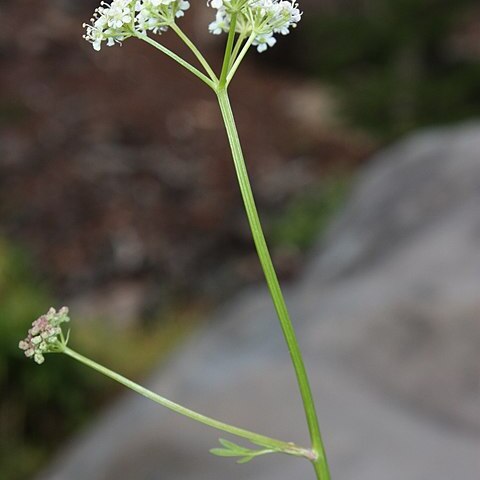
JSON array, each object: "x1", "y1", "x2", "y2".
[{"x1": 38, "y1": 124, "x2": 480, "y2": 480}]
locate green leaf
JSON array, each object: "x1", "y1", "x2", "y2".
[
  {"x1": 218, "y1": 438, "x2": 248, "y2": 452},
  {"x1": 209, "y1": 438, "x2": 278, "y2": 464},
  {"x1": 210, "y1": 448, "x2": 243, "y2": 457},
  {"x1": 237, "y1": 456, "x2": 255, "y2": 464}
]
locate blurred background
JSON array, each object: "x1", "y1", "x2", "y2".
[{"x1": 1, "y1": 1, "x2": 479, "y2": 479}]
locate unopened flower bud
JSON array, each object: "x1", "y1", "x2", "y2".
[{"x1": 19, "y1": 307, "x2": 71, "y2": 364}]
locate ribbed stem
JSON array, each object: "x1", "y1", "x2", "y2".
[
  {"x1": 219, "y1": 13, "x2": 238, "y2": 87},
  {"x1": 216, "y1": 88, "x2": 330, "y2": 480},
  {"x1": 226, "y1": 32, "x2": 255, "y2": 86}
]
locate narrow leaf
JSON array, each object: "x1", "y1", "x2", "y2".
[
  {"x1": 210, "y1": 448, "x2": 243, "y2": 457},
  {"x1": 219, "y1": 438, "x2": 250, "y2": 453},
  {"x1": 237, "y1": 456, "x2": 255, "y2": 464}
]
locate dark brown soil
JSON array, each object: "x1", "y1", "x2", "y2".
[{"x1": 0, "y1": 1, "x2": 372, "y2": 311}]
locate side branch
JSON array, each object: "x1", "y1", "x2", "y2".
[{"x1": 63, "y1": 347, "x2": 312, "y2": 461}]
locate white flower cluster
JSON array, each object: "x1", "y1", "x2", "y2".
[
  {"x1": 208, "y1": 0, "x2": 302, "y2": 52},
  {"x1": 19, "y1": 307, "x2": 70, "y2": 364},
  {"x1": 83, "y1": 0, "x2": 190, "y2": 51}
]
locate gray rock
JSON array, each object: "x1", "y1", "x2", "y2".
[
  {"x1": 38, "y1": 124, "x2": 480, "y2": 480},
  {"x1": 304, "y1": 124, "x2": 480, "y2": 431}
]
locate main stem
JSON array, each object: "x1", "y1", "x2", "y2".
[{"x1": 216, "y1": 88, "x2": 330, "y2": 480}]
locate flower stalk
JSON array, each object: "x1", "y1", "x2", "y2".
[
  {"x1": 219, "y1": 12, "x2": 238, "y2": 87},
  {"x1": 135, "y1": 32, "x2": 216, "y2": 88},
  {"x1": 170, "y1": 23, "x2": 219, "y2": 83},
  {"x1": 63, "y1": 346, "x2": 313, "y2": 461},
  {"x1": 216, "y1": 87, "x2": 330, "y2": 480}
]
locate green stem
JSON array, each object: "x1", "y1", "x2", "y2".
[
  {"x1": 63, "y1": 347, "x2": 311, "y2": 460},
  {"x1": 313, "y1": 456, "x2": 331, "y2": 480},
  {"x1": 215, "y1": 89, "x2": 330, "y2": 480},
  {"x1": 136, "y1": 33, "x2": 215, "y2": 89},
  {"x1": 171, "y1": 24, "x2": 218, "y2": 83},
  {"x1": 226, "y1": 32, "x2": 255, "y2": 86},
  {"x1": 229, "y1": 31, "x2": 247, "y2": 69},
  {"x1": 219, "y1": 13, "x2": 238, "y2": 87}
]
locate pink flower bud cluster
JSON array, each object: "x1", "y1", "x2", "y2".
[{"x1": 19, "y1": 307, "x2": 70, "y2": 364}]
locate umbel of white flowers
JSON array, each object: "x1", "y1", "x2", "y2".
[
  {"x1": 208, "y1": 0, "x2": 301, "y2": 52},
  {"x1": 19, "y1": 307, "x2": 70, "y2": 364},
  {"x1": 83, "y1": 0, "x2": 301, "y2": 53},
  {"x1": 83, "y1": 0, "x2": 191, "y2": 51}
]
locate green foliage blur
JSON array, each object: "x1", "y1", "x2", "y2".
[
  {"x1": 290, "y1": 0, "x2": 480, "y2": 137},
  {"x1": 0, "y1": 239, "x2": 105, "y2": 480},
  {"x1": 269, "y1": 176, "x2": 350, "y2": 252},
  {"x1": 0, "y1": 239, "x2": 195, "y2": 480}
]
